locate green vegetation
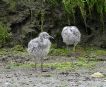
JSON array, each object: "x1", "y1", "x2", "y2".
[
  {"x1": 3, "y1": 0, "x2": 106, "y2": 30},
  {"x1": 0, "y1": 22, "x2": 11, "y2": 47},
  {"x1": 11, "y1": 45, "x2": 25, "y2": 52},
  {"x1": 6, "y1": 59, "x2": 96, "y2": 70},
  {"x1": 1, "y1": 0, "x2": 106, "y2": 47},
  {"x1": 6, "y1": 62, "x2": 34, "y2": 69},
  {"x1": 75, "y1": 57, "x2": 96, "y2": 68},
  {"x1": 49, "y1": 0, "x2": 106, "y2": 32},
  {"x1": 2, "y1": 0, "x2": 16, "y2": 11},
  {"x1": 85, "y1": 46, "x2": 106, "y2": 56},
  {"x1": 0, "y1": 44, "x2": 106, "y2": 57},
  {"x1": 0, "y1": 45, "x2": 105, "y2": 71},
  {"x1": 95, "y1": 49, "x2": 106, "y2": 55},
  {"x1": 49, "y1": 48, "x2": 68, "y2": 56},
  {"x1": 0, "y1": 45, "x2": 27, "y2": 56}
]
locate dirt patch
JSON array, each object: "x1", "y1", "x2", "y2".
[{"x1": 0, "y1": 56, "x2": 106, "y2": 87}]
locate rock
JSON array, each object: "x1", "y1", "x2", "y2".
[
  {"x1": 4, "y1": 82, "x2": 12, "y2": 87},
  {"x1": 91, "y1": 72, "x2": 104, "y2": 78}
]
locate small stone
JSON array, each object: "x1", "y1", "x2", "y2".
[
  {"x1": 91, "y1": 72, "x2": 104, "y2": 78},
  {"x1": 5, "y1": 82, "x2": 12, "y2": 86}
]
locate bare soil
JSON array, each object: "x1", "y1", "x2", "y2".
[{"x1": 0, "y1": 55, "x2": 106, "y2": 87}]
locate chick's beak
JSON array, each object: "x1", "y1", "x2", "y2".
[{"x1": 49, "y1": 36, "x2": 54, "y2": 39}]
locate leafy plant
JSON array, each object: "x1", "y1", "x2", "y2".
[
  {"x1": 0, "y1": 22, "x2": 11, "y2": 47},
  {"x1": 3, "y1": 0, "x2": 17, "y2": 11},
  {"x1": 48, "y1": 0, "x2": 106, "y2": 33}
]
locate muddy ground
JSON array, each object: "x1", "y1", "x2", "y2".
[{"x1": 0, "y1": 55, "x2": 106, "y2": 87}]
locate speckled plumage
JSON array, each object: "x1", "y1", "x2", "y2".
[
  {"x1": 27, "y1": 32, "x2": 52, "y2": 71},
  {"x1": 61, "y1": 26, "x2": 81, "y2": 45},
  {"x1": 61, "y1": 26, "x2": 81, "y2": 51}
]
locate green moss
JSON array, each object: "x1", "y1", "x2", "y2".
[
  {"x1": 85, "y1": 46, "x2": 106, "y2": 56},
  {"x1": 6, "y1": 59, "x2": 96, "y2": 70},
  {"x1": 6, "y1": 62, "x2": 35, "y2": 69},
  {"x1": 11, "y1": 45, "x2": 25, "y2": 52},
  {"x1": 75, "y1": 58, "x2": 96, "y2": 68},
  {"x1": 0, "y1": 45, "x2": 106, "y2": 58},
  {"x1": 49, "y1": 48, "x2": 68, "y2": 56},
  {"x1": 43, "y1": 62, "x2": 74, "y2": 70},
  {"x1": 95, "y1": 50, "x2": 106, "y2": 55},
  {"x1": 0, "y1": 46, "x2": 104, "y2": 71},
  {"x1": 0, "y1": 45, "x2": 27, "y2": 57}
]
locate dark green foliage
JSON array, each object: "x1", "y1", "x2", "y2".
[
  {"x1": 0, "y1": 22, "x2": 11, "y2": 47},
  {"x1": 0, "y1": 0, "x2": 106, "y2": 47}
]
